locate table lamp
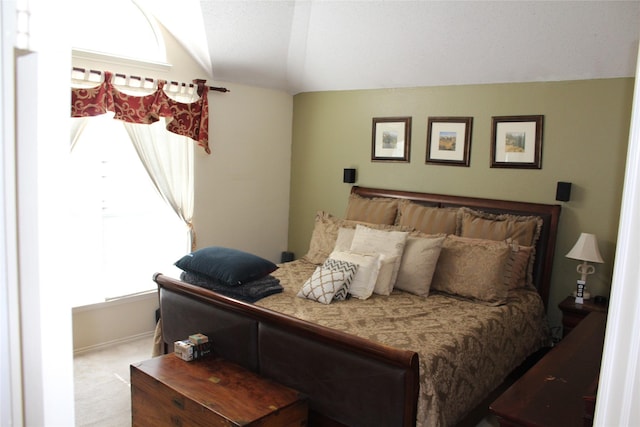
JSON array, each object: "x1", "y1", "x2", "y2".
[{"x1": 565, "y1": 232, "x2": 604, "y2": 303}]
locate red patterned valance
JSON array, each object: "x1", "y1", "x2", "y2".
[{"x1": 71, "y1": 71, "x2": 210, "y2": 154}]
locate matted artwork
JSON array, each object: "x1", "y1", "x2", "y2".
[
  {"x1": 371, "y1": 117, "x2": 411, "y2": 162},
  {"x1": 426, "y1": 117, "x2": 473, "y2": 166},
  {"x1": 491, "y1": 115, "x2": 544, "y2": 169}
]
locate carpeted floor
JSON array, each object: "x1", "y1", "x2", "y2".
[{"x1": 74, "y1": 335, "x2": 154, "y2": 427}]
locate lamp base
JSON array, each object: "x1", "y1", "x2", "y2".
[{"x1": 572, "y1": 290, "x2": 591, "y2": 301}]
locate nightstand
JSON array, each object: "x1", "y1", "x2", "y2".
[{"x1": 558, "y1": 296, "x2": 608, "y2": 337}]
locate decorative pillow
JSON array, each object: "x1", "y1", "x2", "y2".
[
  {"x1": 458, "y1": 208, "x2": 542, "y2": 289},
  {"x1": 372, "y1": 254, "x2": 400, "y2": 296},
  {"x1": 396, "y1": 201, "x2": 459, "y2": 235},
  {"x1": 395, "y1": 234, "x2": 446, "y2": 296},
  {"x1": 328, "y1": 250, "x2": 382, "y2": 299},
  {"x1": 303, "y1": 211, "x2": 411, "y2": 265},
  {"x1": 304, "y1": 211, "x2": 343, "y2": 264},
  {"x1": 334, "y1": 227, "x2": 356, "y2": 252},
  {"x1": 431, "y1": 236, "x2": 511, "y2": 306},
  {"x1": 458, "y1": 207, "x2": 542, "y2": 247},
  {"x1": 175, "y1": 246, "x2": 277, "y2": 286},
  {"x1": 321, "y1": 258, "x2": 359, "y2": 300},
  {"x1": 333, "y1": 229, "x2": 396, "y2": 295},
  {"x1": 297, "y1": 267, "x2": 352, "y2": 305},
  {"x1": 504, "y1": 241, "x2": 535, "y2": 290},
  {"x1": 349, "y1": 225, "x2": 409, "y2": 288},
  {"x1": 344, "y1": 193, "x2": 399, "y2": 225}
]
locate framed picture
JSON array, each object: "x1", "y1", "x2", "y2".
[
  {"x1": 371, "y1": 117, "x2": 411, "y2": 162},
  {"x1": 491, "y1": 115, "x2": 544, "y2": 169},
  {"x1": 426, "y1": 117, "x2": 473, "y2": 166}
]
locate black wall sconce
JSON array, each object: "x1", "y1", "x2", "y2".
[
  {"x1": 556, "y1": 181, "x2": 572, "y2": 202},
  {"x1": 343, "y1": 168, "x2": 356, "y2": 184}
]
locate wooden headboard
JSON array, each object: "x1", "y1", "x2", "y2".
[{"x1": 351, "y1": 186, "x2": 561, "y2": 309}]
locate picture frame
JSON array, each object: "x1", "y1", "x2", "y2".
[
  {"x1": 371, "y1": 117, "x2": 411, "y2": 162},
  {"x1": 426, "y1": 117, "x2": 473, "y2": 166},
  {"x1": 491, "y1": 115, "x2": 544, "y2": 169}
]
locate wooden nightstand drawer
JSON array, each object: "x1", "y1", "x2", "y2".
[
  {"x1": 131, "y1": 354, "x2": 307, "y2": 427},
  {"x1": 558, "y1": 296, "x2": 607, "y2": 337}
]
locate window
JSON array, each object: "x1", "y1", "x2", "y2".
[
  {"x1": 69, "y1": 1, "x2": 188, "y2": 307},
  {"x1": 70, "y1": 0, "x2": 165, "y2": 63},
  {"x1": 69, "y1": 116, "x2": 189, "y2": 307}
]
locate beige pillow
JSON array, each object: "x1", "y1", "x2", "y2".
[
  {"x1": 328, "y1": 250, "x2": 381, "y2": 299},
  {"x1": 395, "y1": 234, "x2": 446, "y2": 296},
  {"x1": 396, "y1": 200, "x2": 459, "y2": 235},
  {"x1": 431, "y1": 236, "x2": 511, "y2": 306},
  {"x1": 458, "y1": 207, "x2": 542, "y2": 247},
  {"x1": 505, "y1": 241, "x2": 535, "y2": 290},
  {"x1": 304, "y1": 211, "x2": 411, "y2": 265},
  {"x1": 304, "y1": 211, "x2": 343, "y2": 264},
  {"x1": 349, "y1": 225, "x2": 409, "y2": 289},
  {"x1": 344, "y1": 193, "x2": 399, "y2": 225}
]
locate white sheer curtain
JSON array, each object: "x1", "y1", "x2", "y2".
[
  {"x1": 70, "y1": 116, "x2": 88, "y2": 151},
  {"x1": 123, "y1": 86, "x2": 196, "y2": 250}
]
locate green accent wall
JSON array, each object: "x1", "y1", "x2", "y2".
[{"x1": 289, "y1": 78, "x2": 633, "y2": 331}]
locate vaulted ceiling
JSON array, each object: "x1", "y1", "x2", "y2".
[{"x1": 152, "y1": 1, "x2": 640, "y2": 95}]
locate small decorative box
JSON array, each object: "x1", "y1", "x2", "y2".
[{"x1": 189, "y1": 333, "x2": 209, "y2": 345}]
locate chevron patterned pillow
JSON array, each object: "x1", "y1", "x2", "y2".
[
  {"x1": 297, "y1": 260, "x2": 357, "y2": 304},
  {"x1": 322, "y1": 258, "x2": 358, "y2": 301}
]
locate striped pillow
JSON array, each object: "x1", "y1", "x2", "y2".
[
  {"x1": 396, "y1": 201, "x2": 459, "y2": 235},
  {"x1": 458, "y1": 208, "x2": 542, "y2": 247},
  {"x1": 344, "y1": 194, "x2": 398, "y2": 225}
]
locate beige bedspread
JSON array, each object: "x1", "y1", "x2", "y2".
[{"x1": 257, "y1": 259, "x2": 551, "y2": 427}]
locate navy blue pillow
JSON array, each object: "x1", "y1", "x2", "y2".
[{"x1": 175, "y1": 246, "x2": 278, "y2": 286}]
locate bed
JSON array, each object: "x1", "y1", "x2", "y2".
[{"x1": 154, "y1": 186, "x2": 561, "y2": 427}]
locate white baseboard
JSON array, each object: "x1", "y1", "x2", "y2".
[
  {"x1": 72, "y1": 292, "x2": 159, "y2": 352},
  {"x1": 73, "y1": 330, "x2": 155, "y2": 356}
]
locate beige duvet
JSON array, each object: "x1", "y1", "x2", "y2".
[{"x1": 257, "y1": 259, "x2": 551, "y2": 427}]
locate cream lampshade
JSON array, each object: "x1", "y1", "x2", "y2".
[{"x1": 566, "y1": 233, "x2": 604, "y2": 301}]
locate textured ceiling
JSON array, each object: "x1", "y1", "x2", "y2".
[{"x1": 190, "y1": 1, "x2": 640, "y2": 94}]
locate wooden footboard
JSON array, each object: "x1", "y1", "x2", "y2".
[{"x1": 154, "y1": 273, "x2": 420, "y2": 427}]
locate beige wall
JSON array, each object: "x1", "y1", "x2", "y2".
[
  {"x1": 289, "y1": 78, "x2": 633, "y2": 330},
  {"x1": 162, "y1": 22, "x2": 294, "y2": 262},
  {"x1": 194, "y1": 81, "x2": 292, "y2": 262}
]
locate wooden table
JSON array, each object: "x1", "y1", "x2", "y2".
[
  {"x1": 490, "y1": 312, "x2": 607, "y2": 427},
  {"x1": 131, "y1": 354, "x2": 308, "y2": 427}
]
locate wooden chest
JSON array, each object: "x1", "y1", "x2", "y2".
[{"x1": 131, "y1": 354, "x2": 308, "y2": 427}]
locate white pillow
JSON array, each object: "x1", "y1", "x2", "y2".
[
  {"x1": 395, "y1": 235, "x2": 445, "y2": 296},
  {"x1": 297, "y1": 259, "x2": 357, "y2": 304},
  {"x1": 328, "y1": 250, "x2": 381, "y2": 299},
  {"x1": 349, "y1": 225, "x2": 409, "y2": 288},
  {"x1": 334, "y1": 227, "x2": 356, "y2": 252},
  {"x1": 373, "y1": 254, "x2": 400, "y2": 295}
]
